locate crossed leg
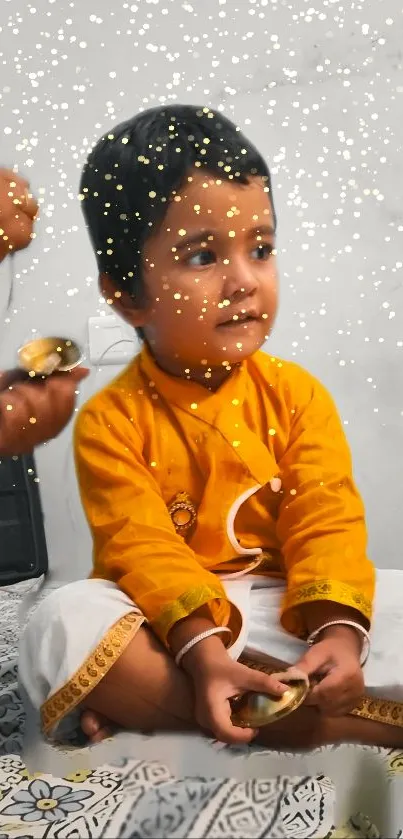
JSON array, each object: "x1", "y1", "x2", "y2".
[{"x1": 79, "y1": 625, "x2": 403, "y2": 750}]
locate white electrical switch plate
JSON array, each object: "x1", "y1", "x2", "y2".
[{"x1": 88, "y1": 314, "x2": 139, "y2": 366}]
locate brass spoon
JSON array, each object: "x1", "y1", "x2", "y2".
[
  {"x1": 18, "y1": 336, "x2": 83, "y2": 375},
  {"x1": 0, "y1": 337, "x2": 83, "y2": 391}
]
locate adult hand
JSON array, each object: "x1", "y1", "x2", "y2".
[
  {"x1": 0, "y1": 168, "x2": 38, "y2": 262},
  {"x1": 0, "y1": 367, "x2": 89, "y2": 456}
]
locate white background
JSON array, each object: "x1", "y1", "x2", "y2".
[{"x1": 0, "y1": 0, "x2": 402, "y2": 578}]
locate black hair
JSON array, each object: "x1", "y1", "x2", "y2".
[{"x1": 79, "y1": 104, "x2": 276, "y2": 303}]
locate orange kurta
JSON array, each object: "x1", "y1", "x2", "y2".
[{"x1": 74, "y1": 347, "x2": 374, "y2": 645}]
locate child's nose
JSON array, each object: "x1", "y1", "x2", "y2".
[{"x1": 222, "y1": 259, "x2": 259, "y2": 302}]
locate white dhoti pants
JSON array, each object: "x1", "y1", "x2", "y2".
[{"x1": 18, "y1": 569, "x2": 403, "y2": 740}]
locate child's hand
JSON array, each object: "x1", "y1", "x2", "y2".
[
  {"x1": 296, "y1": 625, "x2": 364, "y2": 716},
  {"x1": 183, "y1": 637, "x2": 287, "y2": 744},
  {"x1": 0, "y1": 367, "x2": 89, "y2": 455},
  {"x1": 0, "y1": 168, "x2": 38, "y2": 262}
]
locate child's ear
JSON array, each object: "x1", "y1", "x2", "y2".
[{"x1": 99, "y1": 273, "x2": 148, "y2": 329}]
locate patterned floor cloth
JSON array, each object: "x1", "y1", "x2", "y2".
[{"x1": 1, "y1": 581, "x2": 403, "y2": 838}]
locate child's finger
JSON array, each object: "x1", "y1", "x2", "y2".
[
  {"x1": 200, "y1": 699, "x2": 256, "y2": 745},
  {"x1": 309, "y1": 671, "x2": 362, "y2": 715},
  {"x1": 295, "y1": 644, "x2": 331, "y2": 678},
  {"x1": 241, "y1": 666, "x2": 287, "y2": 697}
]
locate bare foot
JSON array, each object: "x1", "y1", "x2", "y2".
[{"x1": 80, "y1": 709, "x2": 114, "y2": 743}]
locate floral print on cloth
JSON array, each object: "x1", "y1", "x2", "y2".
[{"x1": 1, "y1": 777, "x2": 93, "y2": 823}]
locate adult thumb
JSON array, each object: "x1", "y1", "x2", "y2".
[{"x1": 65, "y1": 366, "x2": 90, "y2": 382}]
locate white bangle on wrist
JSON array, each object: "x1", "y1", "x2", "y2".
[
  {"x1": 307, "y1": 619, "x2": 370, "y2": 667},
  {"x1": 174, "y1": 626, "x2": 232, "y2": 668}
]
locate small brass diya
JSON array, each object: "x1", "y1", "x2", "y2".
[
  {"x1": 18, "y1": 337, "x2": 83, "y2": 377},
  {"x1": 231, "y1": 667, "x2": 309, "y2": 729}
]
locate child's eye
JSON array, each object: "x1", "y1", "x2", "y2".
[
  {"x1": 251, "y1": 244, "x2": 273, "y2": 261},
  {"x1": 186, "y1": 249, "x2": 216, "y2": 267}
]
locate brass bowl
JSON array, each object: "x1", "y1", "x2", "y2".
[
  {"x1": 231, "y1": 670, "x2": 309, "y2": 729},
  {"x1": 18, "y1": 337, "x2": 83, "y2": 376}
]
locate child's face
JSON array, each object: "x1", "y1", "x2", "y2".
[{"x1": 122, "y1": 170, "x2": 278, "y2": 382}]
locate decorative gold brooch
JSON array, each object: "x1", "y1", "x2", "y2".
[{"x1": 168, "y1": 491, "x2": 197, "y2": 537}]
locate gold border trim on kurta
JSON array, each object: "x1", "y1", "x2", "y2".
[
  {"x1": 152, "y1": 583, "x2": 240, "y2": 644},
  {"x1": 282, "y1": 578, "x2": 373, "y2": 631},
  {"x1": 41, "y1": 611, "x2": 144, "y2": 736}
]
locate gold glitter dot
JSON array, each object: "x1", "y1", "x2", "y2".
[
  {"x1": 268, "y1": 428, "x2": 276, "y2": 436},
  {"x1": 191, "y1": 402, "x2": 198, "y2": 410},
  {"x1": 228, "y1": 230, "x2": 236, "y2": 237},
  {"x1": 232, "y1": 398, "x2": 239, "y2": 406},
  {"x1": 290, "y1": 489, "x2": 297, "y2": 495},
  {"x1": 6, "y1": 404, "x2": 12, "y2": 411},
  {"x1": 29, "y1": 417, "x2": 37, "y2": 424},
  {"x1": 174, "y1": 293, "x2": 181, "y2": 300},
  {"x1": 232, "y1": 440, "x2": 241, "y2": 448},
  {"x1": 149, "y1": 190, "x2": 156, "y2": 198},
  {"x1": 178, "y1": 228, "x2": 186, "y2": 236},
  {"x1": 150, "y1": 461, "x2": 157, "y2": 467}
]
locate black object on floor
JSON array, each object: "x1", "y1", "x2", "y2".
[{"x1": 0, "y1": 453, "x2": 48, "y2": 585}]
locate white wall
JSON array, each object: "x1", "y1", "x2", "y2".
[{"x1": 0, "y1": 0, "x2": 402, "y2": 578}]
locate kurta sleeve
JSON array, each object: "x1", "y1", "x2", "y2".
[
  {"x1": 74, "y1": 407, "x2": 241, "y2": 646},
  {"x1": 276, "y1": 371, "x2": 375, "y2": 638}
]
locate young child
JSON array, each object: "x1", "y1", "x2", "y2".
[{"x1": 19, "y1": 105, "x2": 403, "y2": 750}]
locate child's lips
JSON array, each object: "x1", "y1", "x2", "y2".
[{"x1": 216, "y1": 314, "x2": 260, "y2": 329}]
